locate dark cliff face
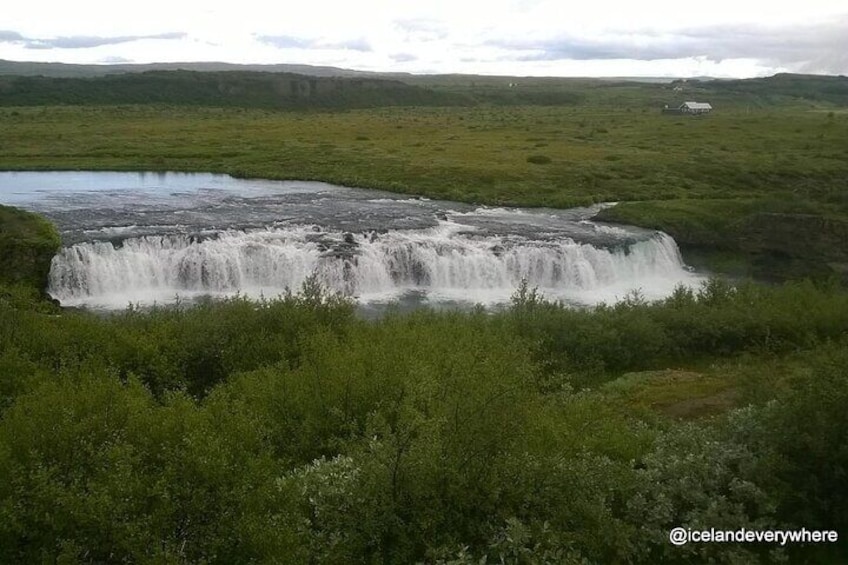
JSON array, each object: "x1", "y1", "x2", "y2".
[
  {"x1": 733, "y1": 213, "x2": 848, "y2": 282},
  {"x1": 596, "y1": 202, "x2": 848, "y2": 283},
  {"x1": 736, "y1": 213, "x2": 848, "y2": 260},
  {"x1": 668, "y1": 213, "x2": 848, "y2": 283},
  {"x1": 0, "y1": 205, "x2": 61, "y2": 293}
]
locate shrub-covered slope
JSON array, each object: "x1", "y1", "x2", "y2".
[{"x1": 0, "y1": 204, "x2": 60, "y2": 292}]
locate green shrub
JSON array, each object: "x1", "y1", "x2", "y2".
[{"x1": 526, "y1": 154, "x2": 552, "y2": 164}]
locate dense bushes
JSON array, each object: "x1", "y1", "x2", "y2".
[
  {"x1": 0, "y1": 372, "x2": 304, "y2": 562},
  {"x1": 0, "y1": 279, "x2": 847, "y2": 562},
  {"x1": 0, "y1": 280, "x2": 355, "y2": 399},
  {"x1": 763, "y1": 342, "x2": 848, "y2": 537},
  {"x1": 507, "y1": 278, "x2": 848, "y2": 385}
]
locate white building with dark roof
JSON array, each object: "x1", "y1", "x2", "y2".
[{"x1": 680, "y1": 101, "x2": 712, "y2": 114}]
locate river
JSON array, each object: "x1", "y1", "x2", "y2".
[{"x1": 0, "y1": 171, "x2": 704, "y2": 310}]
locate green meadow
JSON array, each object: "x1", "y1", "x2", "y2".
[{"x1": 1, "y1": 72, "x2": 847, "y2": 562}]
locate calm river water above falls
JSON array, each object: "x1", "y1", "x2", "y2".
[{"x1": 0, "y1": 171, "x2": 705, "y2": 310}]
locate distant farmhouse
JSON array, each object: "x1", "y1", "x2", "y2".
[{"x1": 662, "y1": 101, "x2": 713, "y2": 115}]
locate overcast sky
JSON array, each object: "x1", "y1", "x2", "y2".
[{"x1": 1, "y1": 0, "x2": 846, "y2": 77}]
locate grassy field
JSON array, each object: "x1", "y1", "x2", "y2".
[
  {"x1": 2, "y1": 101, "x2": 847, "y2": 278},
  {"x1": 3, "y1": 103, "x2": 845, "y2": 205}
]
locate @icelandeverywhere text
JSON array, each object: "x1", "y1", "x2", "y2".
[{"x1": 669, "y1": 527, "x2": 839, "y2": 546}]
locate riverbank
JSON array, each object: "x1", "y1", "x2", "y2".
[
  {"x1": 596, "y1": 199, "x2": 848, "y2": 282},
  {"x1": 0, "y1": 204, "x2": 60, "y2": 293}
]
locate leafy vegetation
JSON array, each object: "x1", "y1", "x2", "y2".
[{"x1": 0, "y1": 276, "x2": 846, "y2": 562}]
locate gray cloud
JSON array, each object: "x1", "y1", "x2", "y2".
[
  {"x1": 486, "y1": 17, "x2": 848, "y2": 74},
  {"x1": 255, "y1": 35, "x2": 312, "y2": 49},
  {"x1": 257, "y1": 35, "x2": 372, "y2": 52},
  {"x1": 44, "y1": 32, "x2": 185, "y2": 49},
  {"x1": 27, "y1": 32, "x2": 186, "y2": 49},
  {"x1": 0, "y1": 30, "x2": 186, "y2": 50},
  {"x1": 320, "y1": 38, "x2": 371, "y2": 52},
  {"x1": 0, "y1": 30, "x2": 26, "y2": 42},
  {"x1": 390, "y1": 53, "x2": 417, "y2": 63}
]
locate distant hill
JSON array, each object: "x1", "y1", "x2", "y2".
[
  {"x1": 673, "y1": 73, "x2": 848, "y2": 107},
  {"x1": 0, "y1": 70, "x2": 469, "y2": 109},
  {"x1": 0, "y1": 68, "x2": 588, "y2": 109},
  {"x1": 0, "y1": 59, "x2": 388, "y2": 79},
  {"x1": 0, "y1": 60, "x2": 844, "y2": 110}
]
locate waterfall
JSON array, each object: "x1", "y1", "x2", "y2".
[{"x1": 48, "y1": 222, "x2": 698, "y2": 308}]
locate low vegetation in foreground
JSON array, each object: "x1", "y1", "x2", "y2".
[{"x1": 0, "y1": 277, "x2": 847, "y2": 562}]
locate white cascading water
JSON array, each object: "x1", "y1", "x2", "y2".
[{"x1": 48, "y1": 222, "x2": 698, "y2": 308}]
